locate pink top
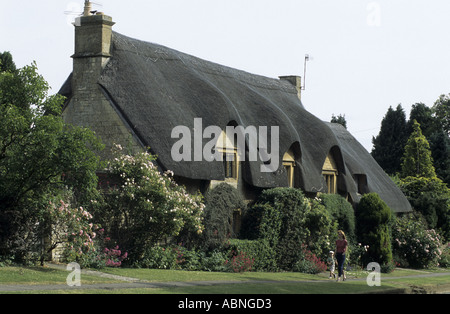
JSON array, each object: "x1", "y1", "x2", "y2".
[{"x1": 336, "y1": 239, "x2": 348, "y2": 254}]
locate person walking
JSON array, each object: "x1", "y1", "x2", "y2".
[{"x1": 335, "y1": 230, "x2": 348, "y2": 282}]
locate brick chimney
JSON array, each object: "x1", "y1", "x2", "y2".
[
  {"x1": 63, "y1": 4, "x2": 142, "y2": 159},
  {"x1": 71, "y1": 11, "x2": 115, "y2": 94},
  {"x1": 63, "y1": 7, "x2": 121, "y2": 158}
]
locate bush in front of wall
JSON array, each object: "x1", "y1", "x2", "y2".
[
  {"x1": 224, "y1": 239, "x2": 277, "y2": 272},
  {"x1": 202, "y1": 183, "x2": 246, "y2": 250},
  {"x1": 319, "y1": 193, "x2": 356, "y2": 243},
  {"x1": 252, "y1": 188, "x2": 310, "y2": 271},
  {"x1": 356, "y1": 193, "x2": 394, "y2": 268}
]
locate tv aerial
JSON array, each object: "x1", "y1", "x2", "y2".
[
  {"x1": 301, "y1": 54, "x2": 313, "y2": 91},
  {"x1": 64, "y1": 1, "x2": 103, "y2": 22}
]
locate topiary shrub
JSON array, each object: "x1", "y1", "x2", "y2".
[
  {"x1": 356, "y1": 193, "x2": 394, "y2": 268},
  {"x1": 202, "y1": 183, "x2": 246, "y2": 250},
  {"x1": 256, "y1": 188, "x2": 310, "y2": 271}
]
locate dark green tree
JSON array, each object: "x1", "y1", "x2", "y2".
[
  {"x1": 331, "y1": 114, "x2": 347, "y2": 129},
  {"x1": 431, "y1": 95, "x2": 450, "y2": 184},
  {"x1": 433, "y1": 94, "x2": 450, "y2": 137},
  {"x1": 429, "y1": 130, "x2": 450, "y2": 184},
  {"x1": 0, "y1": 60, "x2": 103, "y2": 262},
  {"x1": 401, "y1": 120, "x2": 436, "y2": 179},
  {"x1": 371, "y1": 105, "x2": 408, "y2": 175},
  {"x1": 356, "y1": 193, "x2": 393, "y2": 268},
  {"x1": 408, "y1": 103, "x2": 435, "y2": 137},
  {"x1": 0, "y1": 51, "x2": 16, "y2": 73}
]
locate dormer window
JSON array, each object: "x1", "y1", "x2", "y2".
[
  {"x1": 283, "y1": 149, "x2": 296, "y2": 188},
  {"x1": 223, "y1": 152, "x2": 237, "y2": 179},
  {"x1": 322, "y1": 153, "x2": 338, "y2": 194},
  {"x1": 217, "y1": 129, "x2": 239, "y2": 180}
]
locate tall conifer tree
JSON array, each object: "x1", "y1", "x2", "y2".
[
  {"x1": 401, "y1": 120, "x2": 436, "y2": 178},
  {"x1": 371, "y1": 105, "x2": 408, "y2": 175}
]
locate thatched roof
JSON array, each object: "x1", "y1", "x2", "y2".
[{"x1": 60, "y1": 31, "x2": 411, "y2": 213}]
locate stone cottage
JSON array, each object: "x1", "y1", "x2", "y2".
[{"x1": 58, "y1": 7, "x2": 411, "y2": 214}]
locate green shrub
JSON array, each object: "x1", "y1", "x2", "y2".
[
  {"x1": 319, "y1": 194, "x2": 356, "y2": 243},
  {"x1": 224, "y1": 239, "x2": 277, "y2": 272},
  {"x1": 240, "y1": 203, "x2": 281, "y2": 248},
  {"x1": 136, "y1": 245, "x2": 179, "y2": 269},
  {"x1": 257, "y1": 188, "x2": 309, "y2": 270},
  {"x1": 398, "y1": 176, "x2": 450, "y2": 241},
  {"x1": 392, "y1": 213, "x2": 443, "y2": 269},
  {"x1": 97, "y1": 146, "x2": 205, "y2": 265},
  {"x1": 293, "y1": 245, "x2": 327, "y2": 274},
  {"x1": 439, "y1": 244, "x2": 450, "y2": 268},
  {"x1": 306, "y1": 199, "x2": 338, "y2": 259},
  {"x1": 356, "y1": 193, "x2": 394, "y2": 267},
  {"x1": 198, "y1": 250, "x2": 228, "y2": 272},
  {"x1": 134, "y1": 245, "x2": 230, "y2": 272},
  {"x1": 242, "y1": 188, "x2": 339, "y2": 270},
  {"x1": 203, "y1": 183, "x2": 246, "y2": 250}
]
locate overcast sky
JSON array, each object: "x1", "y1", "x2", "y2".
[{"x1": 2, "y1": 0, "x2": 450, "y2": 152}]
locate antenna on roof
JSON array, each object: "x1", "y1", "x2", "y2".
[
  {"x1": 301, "y1": 54, "x2": 312, "y2": 91},
  {"x1": 83, "y1": 1, "x2": 103, "y2": 16},
  {"x1": 65, "y1": 1, "x2": 104, "y2": 26}
]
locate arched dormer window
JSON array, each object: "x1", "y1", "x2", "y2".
[
  {"x1": 322, "y1": 152, "x2": 338, "y2": 194},
  {"x1": 283, "y1": 143, "x2": 301, "y2": 188},
  {"x1": 216, "y1": 129, "x2": 238, "y2": 180},
  {"x1": 283, "y1": 149, "x2": 296, "y2": 187}
]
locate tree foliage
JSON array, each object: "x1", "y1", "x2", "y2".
[
  {"x1": 398, "y1": 176, "x2": 450, "y2": 240},
  {"x1": 373, "y1": 100, "x2": 449, "y2": 184},
  {"x1": 243, "y1": 188, "x2": 336, "y2": 271},
  {"x1": 0, "y1": 51, "x2": 16, "y2": 73},
  {"x1": 331, "y1": 114, "x2": 347, "y2": 129},
  {"x1": 401, "y1": 120, "x2": 436, "y2": 178},
  {"x1": 356, "y1": 193, "x2": 393, "y2": 266},
  {"x1": 371, "y1": 105, "x2": 408, "y2": 175},
  {"x1": 0, "y1": 58, "x2": 103, "y2": 263}
]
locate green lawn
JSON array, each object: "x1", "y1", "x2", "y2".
[{"x1": 1, "y1": 266, "x2": 449, "y2": 294}]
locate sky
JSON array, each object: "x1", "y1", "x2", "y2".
[{"x1": 1, "y1": 0, "x2": 450, "y2": 152}]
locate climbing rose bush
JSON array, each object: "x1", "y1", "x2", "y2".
[
  {"x1": 47, "y1": 199, "x2": 99, "y2": 266},
  {"x1": 99, "y1": 145, "x2": 205, "y2": 263}
]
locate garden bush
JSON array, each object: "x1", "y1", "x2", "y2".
[
  {"x1": 224, "y1": 239, "x2": 277, "y2": 272},
  {"x1": 319, "y1": 194, "x2": 356, "y2": 243},
  {"x1": 392, "y1": 213, "x2": 443, "y2": 269},
  {"x1": 256, "y1": 188, "x2": 309, "y2": 270},
  {"x1": 306, "y1": 199, "x2": 338, "y2": 259},
  {"x1": 240, "y1": 203, "x2": 282, "y2": 248},
  {"x1": 241, "y1": 188, "x2": 338, "y2": 271},
  {"x1": 202, "y1": 183, "x2": 246, "y2": 250},
  {"x1": 293, "y1": 245, "x2": 327, "y2": 274},
  {"x1": 95, "y1": 145, "x2": 205, "y2": 265},
  {"x1": 132, "y1": 244, "x2": 230, "y2": 272},
  {"x1": 439, "y1": 243, "x2": 450, "y2": 268},
  {"x1": 356, "y1": 193, "x2": 394, "y2": 267},
  {"x1": 398, "y1": 176, "x2": 450, "y2": 241}
]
